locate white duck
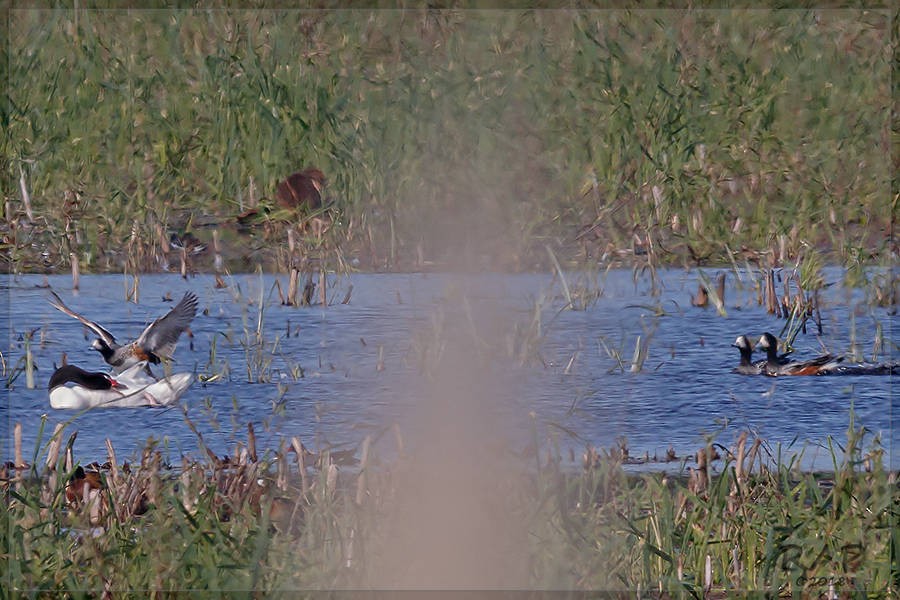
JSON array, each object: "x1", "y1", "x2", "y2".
[{"x1": 48, "y1": 362, "x2": 194, "y2": 409}]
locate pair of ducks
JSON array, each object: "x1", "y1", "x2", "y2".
[
  {"x1": 47, "y1": 291, "x2": 198, "y2": 408},
  {"x1": 732, "y1": 333, "x2": 844, "y2": 376}
]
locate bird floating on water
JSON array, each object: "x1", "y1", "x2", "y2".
[{"x1": 48, "y1": 362, "x2": 194, "y2": 409}]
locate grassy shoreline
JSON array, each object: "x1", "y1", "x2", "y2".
[
  {"x1": 3, "y1": 415, "x2": 896, "y2": 594},
  {"x1": 4, "y1": 8, "x2": 893, "y2": 275}
]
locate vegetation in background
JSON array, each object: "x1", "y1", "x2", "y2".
[{"x1": 3, "y1": 8, "x2": 893, "y2": 273}]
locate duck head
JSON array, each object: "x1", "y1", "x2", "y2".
[
  {"x1": 757, "y1": 333, "x2": 777, "y2": 351},
  {"x1": 48, "y1": 364, "x2": 120, "y2": 391},
  {"x1": 732, "y1": 335, "x2": 753, "y2": 351},
  {"x1": 91, "y1": 338, "x2": 115, "y2": 361}
]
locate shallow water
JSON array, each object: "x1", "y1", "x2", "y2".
[{"x1": 2, "y1": 268, "x2": 896, "y2": 471}]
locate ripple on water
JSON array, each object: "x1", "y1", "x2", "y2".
[{"x1": 2, "y1": 269, "x2": 895, "y2": 471}]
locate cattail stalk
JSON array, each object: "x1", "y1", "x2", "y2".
[
  {"x1": 25, "y1": 332, "x2": 34, "y2": 389},
  {"x1": 212, "y1": 229, "x2": 224, "y2": 278},
  {"x1": 764, "y1": 269, "x2": 778, "y2": 315},
  {"x1": 17, "y1": 163, "x2": 34, "y2": 222},
  {"x1": 14, "y1": 423, "x2": 23, "y2": 468},
  {"x1": 355, "y1": 436, "x2": 371, "y2": 506},
  {"x1": 247, "y1": 422, "x2": 257, "y2": 463},
  {"x1": 70, "y1": 252, "x2": 80, "y2": 290},
  {"x1": 287, "y1": 269, "x2": 299, "y2": 305},
  {"x1": 45, "y1": 423, "x2": 66, "y2": 471},
  {"x1": 302, "y1": 275, "x2": 315, "y2": 305},
  {"x1": 106, "y1": 438, "x2": 119, "y2": 489},
  {"x1": 291, "y1": 437, "x2": 309, "y2": 496}
]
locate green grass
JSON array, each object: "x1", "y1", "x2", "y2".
[
  {"x1": 2, "y1": 414, "x2": 895, "y2": 593},
  {"x1": 3, "y1": 8, "x2": 893, "y2": 273}
]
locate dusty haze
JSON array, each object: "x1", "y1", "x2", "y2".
[{"x1": 360, "y1": 155, "x2": 537, "y2": 589}]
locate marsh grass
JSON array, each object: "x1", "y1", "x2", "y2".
[
  {"x1": 3, "y1": 8, "x2": 892, "y2": 274},
  {"x1": 2, "y1": 409, "x2": 895, "y2": 594}
]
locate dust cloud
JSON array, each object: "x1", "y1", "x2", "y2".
[{"x1": 361, "y1": 163, "x2": 536, "y2": 589}]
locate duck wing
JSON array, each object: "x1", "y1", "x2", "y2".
[
  {"x1": 134, "y1": 292, "x2": 198, "y2": 361},
  {"x1": 48, "y1": 291, "x2": 118, "y2": 346},
  {"x1": 781, "y1": 354, "x2": 843, "y2": 375}
]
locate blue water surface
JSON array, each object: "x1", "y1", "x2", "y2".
[{"x1": 2, "y1": 267, "x2": 896, "y2": 472}]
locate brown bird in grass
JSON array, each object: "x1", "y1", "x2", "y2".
[
  {"x1": 233, "y1": 167, "x2": 328, "y2": 231},
  {"x1": 277, "y1": 167, "x2": 326, "y2": 211},
  {"x1": 65, "y1": 465, "x2": 103, "y2": 505},
  {"x1": 278, "y1": 167, "x2": 332, "y2": 240}
]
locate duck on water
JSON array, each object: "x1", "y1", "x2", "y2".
[
  {"x1": 733, "y1": 332, "x2": 897, "y2": 376},
  {"x1": 755, "y1": 332, "x2": 844, "y2": 376},
  {"x1": 48, "y1": 362, "x2": 194, "y2": 409}
]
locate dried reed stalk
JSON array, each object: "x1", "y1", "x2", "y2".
[
  {"x1": 70, "y1": 252, "x2": 80, "y2": 290},
  {"x1": 355, "y1": 435, "x2": 371, "y2": 506},
  {"x1": 17, "y1": 164, "x2": 34, "y2": 222},
  {"x1": 178, "y1": 246, "x2": 187, "y2": 278},
  {"x1": 273, "y1": 278, "x2": 286, "y2": 304},
  {"x1": 212, "y1": 229, "x2": 223, "y2": 271},
  {"x1": 247, "y1": 422, "x2": 258, "y2": 463},
  {"x1": 302, "y1": 276, "x2": 315, "y2": 305},
  {"x1": 291, "y1": 437, "x2": 309, "y2": 496},
  {"x1": 287, "y1": 268, "x2": 299, "y2": 305},
  {"x1": 734, "y1": 431, "x2": 749, "y2": 486},
  {"x1": 105, "y1": 438, "x2": 120, "y2": 489},
  {"x1": 745, "y1": 438, "x2": 762, "y2": 475},
  {"x1": 689, "y1": 446, "x2": 710, "y2": 496},
  {"x1": 45, "y1": 423, "x2": 66, "y2": 470},
  {"x1": 715, "y1": 271, "x2": 726, "y2": 306},
  {"x1": 14, "y1": 423, "x2": 24, "y2": 472},
  {"x1": 64, "y1": 432, "x2": 77, "y2": 471},
  {"x1": 25, "y1": 337, "x2": 34, "y2": 389},
  {"x1": 764, "y1": 269, "x2": 778, "y2": 315},
  {"x1": 276, "y1": 445, "x2": 288, "y2": 492}
]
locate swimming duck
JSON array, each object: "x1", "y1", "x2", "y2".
[
  {"x1": 48, "y1": 363, "x2": 194, "y2": 409},
  {"x1": 49, "y1": 291, "x2": 198, "y2": 373},
  {"x1": 757, "y1": 332, "x2": 843, "y2": 376},
  {"x1": 731, "y1": 335, "x2": 765, "y2": 375}
]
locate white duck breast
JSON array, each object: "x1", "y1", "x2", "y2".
[{"x1": 48, "y1": 363, "x2": 194, "y2": 409}]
